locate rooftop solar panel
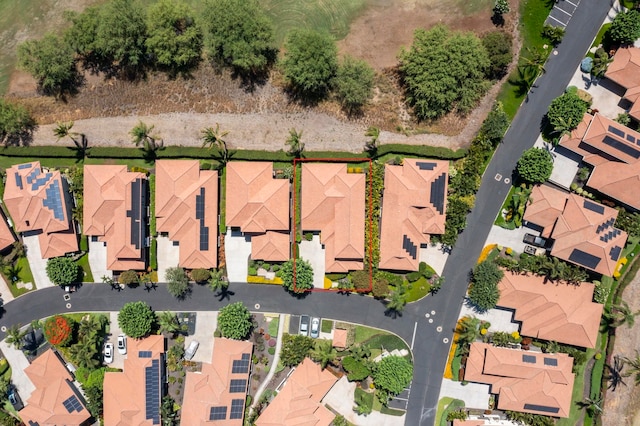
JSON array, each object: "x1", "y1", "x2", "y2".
[
  {"x1": 17, "y1": 163, "x2": 31, "y2": 170},
  {"x1": 610, "y1": 245, "x2": 622, "y2": 261},
  {"x1": 523, "y1": 403, "x2": 560, "y2": 414},
  {"x1": 430, "y1": 173, "x2": 446, "y2": 215},
  {"x1": 402, "y1": 235, "x2": 417, "y2": 259},
  {"x1": 416, "y1": 162, "x2": 437, "y2": 171},
  {"x1": 62, "y1": 395, "x2": 83, "y2": 413},
  {"x1": 128, "y1": 178, "x2": 147, "y2": 250},
  {"x1": 242, "y1": 353, "x2": 250, "y2": 361},
  {"x1": 209, "y1": 406, "x2": 227, "y2": 421},
  {"x1": 628, "y1": 134, "x2": 636, "y2": 143},
  {"x1": 196, "y1": 188, "x2": 205, "y2": 220},
  {"x1": 583, "y1": 200, "x2": 605, "y2": 215},
  {"x1": 609, "y1": 125, "x2": 626, "y2": 138},
  {"x1": 522, "y1": 354, "x2": 537, "y2": 364},
  {"x1": 230, "y1": 399, "x2": 244, "y2": 419},
  {"x1": 28, "y1": 421, "x2": 40, "y2": 426},
  {"x1": 544, "y1": 357, "x2": 558, "y2": 366},
  {"x1": 230, "y1": 379, "x2": 247, "y2": 393},
  {"x1": 602, "y1": 135, "x2": 640, "y2": 159},
  {"x1": 200, "y1": 227, "x2": 209, "y2": 251},
  {"x1": 568, "y1": 249, "x2": 601, "y2": 270},
  {"x1": 145, "y1": 359, "x2": 161, "y2": 424},
  {"x1": 14, "y1": 173, "x2": 22, "y2": 190},
  {"x1": 232, "y1": 358, "x2": 250, "y2": 374},
  {"x1": 43, "y1": 180, "x2": 65, "y2": 221},
  {"x1": 139, "y1": 350, "x2": 152, "y2": 358}
]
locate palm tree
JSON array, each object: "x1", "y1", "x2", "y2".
[
  {"x1": 310, "y1": 339, "x2": 337, "y2": 369},
  {"x1": 69, "y1": 340, "x2": 99, "y2": 369},
  {"x1": 130, "y1": 121, "x2": 163, "y2": 154},
  {"x1": 624, "y1": 351, "x2": 640, "y2": 386},
  {"x1": 201, "y1": 124, "x2": 230, "y2": 164},
  {"x1": 576, "y1": 396, "x2": 603, "y2": 417},
  {"x1": 157, "y1": 311, "x2": 182, "y2": 336},
  {"x1": 606, "y1": 355, "x2": 628, "y2": 391},
  {"x1": 456, "y1": 316, "x2": 481, "y2": 346},
  {"x1": 385, "y1": 286, "x2": 407, "y2": 316},
  {"x1": 285, "y1": 128, "x2": 305, "y2": 158},
  {"x1": 5, "y1": 324, "x2": 27, "y2": 350},
  {"x1": 208, "y1": 269, "x2": 228, "y2": 293},
  {"x1": 53, "y1": 121, "x2": 87, "y2": 150},
  {"x1": 349, "y1": 343, "x2": 371, "y2": 362},
  {"x1": 78, "y1": 316, "x2": 102, "y2": 340},
  {"x1": 551, "y1": 116, "x2": 576, "y2": 139},
  {"x1": 364, "y1": 126, "x2": 380, "y2": 157},
  {"x1": 521, "y1": 47, "x2": 547, "y2": 77},
  {"x1": 606, "y1": 301, "x2": 639, "y2": 329}
]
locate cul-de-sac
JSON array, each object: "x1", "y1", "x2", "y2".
[{"x1": 0, "y1": 0, "x2": 638, "y2": 425}]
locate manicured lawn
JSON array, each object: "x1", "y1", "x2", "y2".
[
  {"x1": 355, "y1": 386, "x2": 374, "y2": 412},
  {"x1": 321, "y1": 319, "x2": 333, "y2": 333},
  {"x1": 268, "y1": 317, "x2": 279, "y2": 336},
  {"x1": 77, "y1": 253, "x2": 94, "y2": 283},
  {"x1": 494, "y1": 185, "x2": 516, "y2": 229},
  {"x1": 354, "y1": 325, "x2": 382, "y2": 344},
  {"x1": 451, "y1": 346, "x2": 463, "y2": 381},
  {"x1": 404, "y1": 277, "x2": 430, "y2": 302},
  {"x1": 363, "y1": 333, "x2": 410, "y2": 356},
  {"x1": 434, "y1": 397, "x2": 465, "y2": 426},
  {"x1": 591, "y1": 23, "x2": 611, "y2": 49}
]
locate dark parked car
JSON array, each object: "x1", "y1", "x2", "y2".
[
  {"x1": 523, "y1": 233, "x2": 551, "y2": 249},
  {"x1": 8, "y1": 386, "x2": 23, "y2": 410}
]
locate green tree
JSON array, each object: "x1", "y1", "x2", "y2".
[
  {"x1": 386, "y1": 286, "x2": 407, "y2": 315},
  {"x1": 592, "y1": 47, "x2": 613, "y2": 78},
  {"x1": 607, "y1": 10, "x2": 640, "y2": 45},
  {"x1": 69, "y1": 339, "x2": 100, "y2": 369},
  {"x1": 481, "y1": 31, "x2": 513, "y2": 80},
  {"x1": 547, "y1": 92, "x2": 588, "y2": 133},
  {"x1": 364, "y1": 126, "x2": 380, "y2": 156},
  {"x1": 118, "y1": 301, "x2": 155, "y2": 338},
  {"x1": 373, "y1": 355, "x2": 413, "y2": 395},
  {"x1": 541, "y1": 24, "x2": 565, "y2": 46},
  {"x1": 280, "y1": 334, "x2": 314, "y2": 367},
  {"x1": 400, "y1": 25, "x2": 490, "y2": 120},
  {"x1": 310, "y1": 339, "x2": 337, "y2": 369},
  {"x1": 353, "y1": 389, "x2": 373, "y2": 415},
  {"x1": 334, "y1": 56, "x2": 375, "y2": 113},
  {"x1": 624, "y1": 351, "x2": 640, "y2": 385},
  {"x1": 63, "y1": 6, "x2": 102, "y2": 66},
  {"x1": 201, "y1": 124, "x2": 230, "y2": 163},
  {"x1": 342, "y1": 355, "x2": 371, "y2": 381},
  {"x1": 468, "y1": 260, "x2": 503, "y2": 312},
  {"x1": 161, "y1": 395, "x2": 179, "y2": 425},
  {"x1": 17, "y1": 33, "x2": 79, "y2": 96},
  {"x1": 493, "y1": 0, "x2": 510, "y2": 15},
  {"x1": 96, "y1": 0, "x2": 147, "y2": 75},
  {"x1": 157, "y1": 311, "x2": 184, "y2": 336},
  {"x1": 118, "y1": 270, "x2": 139, "y2": 285},
  {"x1": 218, "y1": 302, "x2": 252, "y2": 340},
  {"x1": 46, "y1": 257, "x2": 80, "y2": 286},
  {"x1": 281, "y1": 29, "x2": 338, "y2": 99},
  {"x1": 0, "y1": 99, "x2": 34, "y2": 145},
  {"x1": 480, "y1": 102, "x2": 509, "y2": 146},
  {"x1": 131, "y1": 121, "x2": 163, "y2": 153},
  {"x1": 577, "y1": 396, "x2": 603, "y2": 418},
  {"x1": 166, "y1": 266, "x2": 190, "y2": 299},
  {"x1": 53, "y1": 121, "x2": 87, "y2": 150},
  {"x1": 281, "y1": 258, "x2": 314, "y2": 293},
  {"x1": 605, "y1": 301, "x2": 640, "y2": 329},
  {"x1": 202, "y1": 0, "x2": 275, "y2": 76},
  {"x1": 372, "y1": 276, "x2": 390, "y2": 299},
  {"x1": 456, "y1": 316, "x2": 481, "y2": 347},
  {"x1": 285, "y1": 128, "x2": 305, "y2": 158},
  {"x1": 516, "y1": 147, "x2": 553, "y2": 184},
  {"x1": 208, "y1": 269, "x2": 229, "y2": 292},
  {"x1": 5, "y1": 324, "x2": 27, "y2": 350},
  {"x1": 146, "y1": 0, "x2": 203, "y2": 73}
]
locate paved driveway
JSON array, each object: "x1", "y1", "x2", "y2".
[
  {"x1": 0, "y1": 340, "x2": 35, "y2": 401},
  {"x1": 187, "y1": 311, "x2": 217, "y2": 363},
  {"x1": 107, "y1": 312, "x2": 125, "y2": 369},
  {"x1": 438, "y1": 378, "x2": 491, "y2": 410},
  {"x1": 225, "y1": 230, "x2": 251, "y2": 282},
  {"x1": 299, "y1": 235, "x2": 325, "y2": 288},
  {"x1": 88, "y1": 239, "x2": 110, "y2": 280},
  {"x1": 22, "y1": 233, "x2": 53, "y2": 288},
  {"x1": 156, "y1": 236, "x2": 180, "y2": 283}
]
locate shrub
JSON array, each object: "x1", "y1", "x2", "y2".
[
  {"x1": 373, "y1": 356, "x2": 413, "y2": 395},
  {"x1": 46, "y1": 257, "x2": 80, "y2": 286},
  {"x1": 118, "y1": 301, "x2": 155, "y2": 338},
  {"x1": 468, "y1": 261, "x2": 503, "y2": 312},
  {"x1": 342, "y1": 356, "x2": 371, "y2": 381},
  {"x1": 406, "y1": 271, "x2": 422, "y2": 282},
  {"x1": 350, "y1": 269, "x2": 371, "y2": 291},
  {"x1": 541, "y1": 24, "x2": 565, "y2": 46},
  {"x1": 118, "y1": 270, "x2": 139, "y2": 285},
  {"x1": 190, "y1": 268, "x2": 211, "y2": 283},
  {"x1": 44, "y1": 315, "x2": 73, "y2": 346},
  {"x1": 334, "y1": 55, "x2": 375, "y2": 113},
  {"x1": 547, "y1": 92, "x2": 589, "y2": 133},
  {"x1": 481, "y1": 31, "x2": 513, "y2": 80},
  {"x1": 516, "y1": 147, "x2": 553, "y2": 184},
  {"x1": 248, "y1": 267, "x2": 258, "y2": 276},
  {"x1": 281, "y1": 258, "x2": 314, "y2": 293},
  {"x1": 218, "y1": 302, "x2": 252, "y2": 340},
  {"x1": 372, "y1": 277, "x2": 390, "y2": 298}
]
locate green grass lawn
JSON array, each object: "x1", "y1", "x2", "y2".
[
  {"x1": 404, "y1": 277, "x2": 430, "y2": 302},
  {"x1": 451, "y1": 346, "x2": 462, "y2": 381},
  {"x1": 363, "y1": 333, "x2": 410, "y2": 356},
  {"x1": 4, "y1": 256, "x2": 36, "y2": 297},
  {"x1": 268, "y1": 317, "x2": 279, "y2": 336},
  {"x1": 77, "y1": 253, "x2": 94, "y2": 283},
  {"x1": 434, "y1": 397, "x2": 465, "y2": 426},
  {"x1": 321, "y1": 319, "x2": 333, "y2": 333},
  {"x1": 354, "y1": 325, "x2": 382, "y2": 344}
]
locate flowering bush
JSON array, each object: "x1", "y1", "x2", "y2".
[
  {"x1": 480, "y1": 328, "x2": 487, "y2": 335},
  {"x1": 44, "y1": 315, "x2": 73, "y2": 346},
  {"x1": 511, "y1": 331, "x2": 520, "y2": 340}
]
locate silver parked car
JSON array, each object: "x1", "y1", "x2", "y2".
[
  {"x1": 185, "y1": 340, "x2": 200, "y2": 361},
  {"x1": 310, "y1": 317, "x2": 320, "y2": 338},
  {"x1": 299, "y1": 315, "x2": 310, "y2": 336}
]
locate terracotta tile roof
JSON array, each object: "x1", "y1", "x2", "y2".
[
  {"x1": 180, "y1": 338, "x2": 253, "y2": 425},
  {"x1": 524, "y1": 184, "x2": 627, "y2": 276},
  {"x1": 464, "y1": 343, "x2": 575, "y2": 418},
  {"x1": 605, "y1": 47, "x2": 640, "y2": 91},
  {"x1": 0, "y1": 210, "x2": 15, "y2": 253},
  {"x1": 301, "y1": 163, "x2": 365, "y2": 272},
  {"x1": 226, "y1": 162, "x2": 290, "y2": 261},
  {"x1": 83, "y1": 165, "x2": 147, "y2": 271},
  {"x1": 156, "y1": 160, "x2": 218, "y2": 269},
  {"x1": 498, "y1": 271, "x2": 603, "y2": 347},
  {"x1": 379, "y1": 159, "x2": 448, "y2": 271},
  {"x1": 3, "y1": 162, "x2": 77, "y2": 258},
  {"x1": 104, "y1": 335, "x2": 165, "y2": 426},
  {"x1": 20, "y1": 349, "x2": 91, "y2": 426},
  {"x1": 332, "y1": 329, "x2": 348, "y2": 348},
  {"x1": 256, "y1": 358, "x2": 337, "y2": 426}
]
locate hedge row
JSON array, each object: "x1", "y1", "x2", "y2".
[{"x1": 0, "y1": 144, "x2": 466, "y2": 162}]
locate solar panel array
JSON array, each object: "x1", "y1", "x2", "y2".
[
  {"x1": 609, "y1": 125, "x2": 626, "y2": 138},
  {"x1": 610, "y1": 245, "x2": 622, "y2": 261},
  {"x1": 43, "y1": 180, "x2": 65, "y2": 221},
  {"x1": 127, "y1": 178, "x2": 148, "y2": 250},
  {"x1": 232, "y1": 354, "x2": 250, "y2": 374},
  {"x1": 209, "y1": 406, "x2": 227, "y2": 421},
  {"x1": 18, "y1": 163, "x2": 31, "y2": 170},
  {"x1": 583, "y1": 200, "x2": 605, "y2": 215},
  {"x1": 416, "y1": 161, "x2": 437, "y2": 171},
  {"x1": 402, "y1": 235, "x2": 417, "y2": 260},
  {"x1": 600, "y1": 228, "x2": 622, "y2": 243},
  {"x1": 62, "y1": 395, "x2": 83, "y2": 413},
  {"x1": 603, "y1": 135, "x2": 640, "y2": 159},
  {"x1": 568, "y1": 249, "x2": 601, "y2": 270},
  {"x1": 230, "y1": 399, "x2": 244, "y2": 419},
  {"x1": 145, "y1": 359, "x2": 160, "y2": 424},
  {"x1": 14, "y1": 173, "x2": 22, "y2": 190},
  {"x1": 608, "y1": 124, "x2": 640, "y2": 145},
  {"x1": 28, "y1": 421, "x2": 40, "y2": 426},
  {"x1": 196, "y1": 188, "x2": 210, "y2": 251},
  {"x1": 522, "y1": 354, "x2": 537, "y2": 364},
  {"x1": 28, "y1": 170, "x2": 53, "y2": 191},
  {"x1": 523, "y1": 403, "x2": 560, "y2": 414},
  {"x1": 139, "y1": 350, "x2": 152, "y2": 358},
  {"x1": 596, "y1": 218, "x2": 615, "y2": 234},
  {"x1": 430, "y1": 173, "x2": 446, "y2": 215},
  {"x1": 543, "y1": 357, "x2": 558, "y2": 366},
  {"x1": 229, "y1": 379, "x2": 247, "y2": 393}
]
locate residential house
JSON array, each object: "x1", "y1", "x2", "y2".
[
  {"x1": 301, "y1": 163, "x2": 365, "y2": 273},
  {"x1": 19, "y1": 349, "x2": 91, "y2": 426},
  {"x1": 255, "y1": 358, "x2": 338, "y2": 426},
  {"x1": 180, "y1": 338, "x2": 253, "y2": 425},
  {"x1": 0, "y1": 209, "x2": 15, "y2": 253},
  {"x1": 559, "y1": 113, "x2": 640, "y2": 211},
  {"x1": 103, "y1": 335, "x2": 165, "y2": 426},
  {"x1": 523, "y1": 184, "x2": 627, "y2": 276},
  {"x1": 498, "y1": 271, "x2": 603, "y2": 348},
  {"x1": 83, "y1": 165, "x2": 148, "y2": 272},
  {"x1": 226, "y1": 162, "x2": 290, "y2": 262},
  {"x1": 379, "y1": 159, "x2": 448, "y2": 271},
  {"x1": 464, "y1": 343, "x2": 575, "y2": 418},
  {"x1": 156, "y1": 160, "x2": 218, "y2": 269},
  {"x1": 605, "y1": 47, "x2": 640, "y2": 121},
  {"x1": 3, "y1": 162, "x2": 77, "y2": 258}
]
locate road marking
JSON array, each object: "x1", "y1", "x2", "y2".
[
  {"x1": 504, "y1": 178, "x2": 510, "y2": 184},
  {"x1": 554, "y1": 6, "x2": 572, "y2": 16},
  {"x1": 410, "y1": 321, "x2": 418, "y2": 350},
  {"x1": 548, "y1": 15, "x2": 567, "y2": 26},
  {"x1": 495, "y1": 173, "x2": 502, "y2": 181},
  {"x1": 565, "y1": 0, "x2": 577, "y2": 6}
]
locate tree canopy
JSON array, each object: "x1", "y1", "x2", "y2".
[
  {"x1": 280, "y1": 334, "x2": 313, "y2": 367},
  {"x1": 480, "y1": 102, "x2": 509, "y2": 146},
  {"x1": 118, "y1": 301, "x2": 155, "y2": 338},
  {"x1": 281, "y1": 258, "x2": 314, "y2": 293},
  {"x1": 373, "y1": 355, "x2": 413, "y2": 395},
  {"x1": 203, "y1": 0, "x2": 275, "y2": 76},
  {"x1": 481, "y1": 31, "x2": 513, "y2": 80},
  {"x1": 468, "y1": 260, "x2": 503, "y2": 312},
  {"x1": 0, "y1": 99, "x2": 34, "y2": 145},
  {"x1": 547, "y1": 91, "x2": 588, "y2": 133},
  {"x1": 281, "y1": 29, "x2": 338, "y2": 99},
  {"x1": 516, "y1": 147, "x2": 553, "y2": 184},
  {"x1": 400, "y1": 24, "x2": 491, "y2": 120},
  {"x1": 17, "y1": 33, "x2": 78, "y2": 96},
  {"x1": 46, "y1": 257, "x2": 80, "y2": 286},
  {"x1": 217, "y1": 302, "x2": 252, "y2": 340},
  {"x1": 607, "y1": 10, "x2": 640, "y2": 45},
  {"x1": 165, "y1": 266, "x2": 191, "y2": 299},
  {"x1": 44, "y1": 315, "x2": 74, "y2": 346},
  {"x1": 146, "y1": 0, "x2": 203, "y2": 73},
  {"x1": 334, "y1": 55, "x2": 375, "y2": 113}
]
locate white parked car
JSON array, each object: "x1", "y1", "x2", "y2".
[
  {"x1": 117, "y1": 334, "x2": 127, "y2": 355},
  {"x1": 104, "y1": 343, "x2": 114, "y2": 364},
  {"x1": 185, "y1": 340, "x2": 200, "y2": 361},
  {"x1": 310, "y1": 317, "x2": 320, "y2": 338}
]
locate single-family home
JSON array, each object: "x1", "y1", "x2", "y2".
[
  {"x1": 605, "y1": 47, "x2": 640, "y2": 121},
  {"x1": 0, "y1": 210, "x2": 15, "y2": 253},
  {"x1": 379, "y1": 159, "x2": 448, "y2": 271}
]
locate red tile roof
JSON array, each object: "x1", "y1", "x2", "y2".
[
  {"x1": 0, "y1": 210, "x2": 15, "y2": 253},
  {"x1": 301, "y1": 163, "x2": 365, "y2": 272},
  {"x1": 606, "y1": 47, "x2": 640, "y2": 120},
  {"x1": 156, "y1": 160, "x2": 218, "y2": 269},
  {"x1": 465, "y1": 343, "x2": 575, "y2": 418},
  {"x1": 3, "y1": 162, "x2": 77, "y2": 258},
  {"x1": 379, "y1": 159, "x2": 448, "y2": 271}
]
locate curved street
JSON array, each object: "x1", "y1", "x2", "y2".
[{"x1": 0, "y1": 1, "x2": 614, "y2": 425}]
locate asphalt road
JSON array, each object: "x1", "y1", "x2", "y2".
[{"x1": 0, "y1": 1, "x2": 615, "y2": 425}]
